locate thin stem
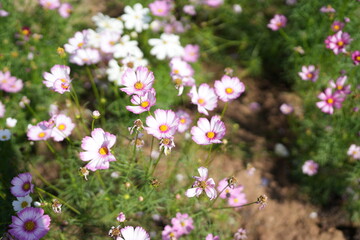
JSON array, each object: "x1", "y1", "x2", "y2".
[
  {"x1": 220, "y1": 102, "x2": 229, "y2": 119},
  {"x1": 149, "y1": 150, "x2": 163, "y2": 176},
  {"x1": 86, "y1": 66, "x2": 100, "y2": 102},
  {"x1": 96, "y1": 171, "x2": 106, "y2": 189},
  {"x1": 205, "y1": 144, "x2": 213, "y2": 166},
  {"x1": 132, "y1": 132, "x2": 139, "y2": 161},
  {"x1": 45, "y1": 140, "x2": 56, "y2": 154},
  {"x1": 91, "y1": 119, "x2": 95, "y2": 131},
  {"x1": 209, "y1": 183, "x2": 230, "y2": 208},
  {"x1": 31, "y1": 167, "x2": 62, "y2": 193},
  {"x1": 212, "y1": 201, "x2": 258, "y2": 210}
]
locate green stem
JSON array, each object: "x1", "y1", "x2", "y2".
[
  {"x1": 212, "y1": 201, "x2": 258, "y2": 210},
  {"x1": 220, "y1": 102, "x2": 229, "y2": 119},
  {"x1": 32, "y1": 166, "x2": 62, "y2": 193},
  {"x1": 209, "y1": 183, "x2": 230, "y2": 208},
  {"x1": 45, "y1": 140, "x2": 55, "y2": 154},
  {"x1": 91, "y1": 119, "x2": 95, "y2": 131},
  {"x1": 149, "y1": 150, "x2": 163, "y2": 176},
  {"x1": 205, "y1": 144, "x2": 213, "y2": 166},
  {"x1": 132, "y1": 132, "x2": 139, "y2": 161},
  {"x1": 86, "y1": 66, "x2": 100, "y2": 103},
  {"x1": 96, "y1": 171, "x2": 106, "y2": 189}
]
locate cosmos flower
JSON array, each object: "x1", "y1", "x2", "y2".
[
  {"x1": 206, "y1": 234, "x2": 220, "y2": 240},
  {"x1": 149, "y1": 0, "x2": 171, "y2": 17},
  {"x1": 58, "y1": 3, "x2": 72, "y2": 18},
  {"x1": 331, "y1": 21, "x2": 344, "y2": 32},
  {"x1": 118, "y1": 226, "x2": 150, "y2": 240},
  {"x1": 50, "y1": 114, "x2": 75, "y2": 142},
  {"x1": 171, "y1": 213, "x2": 194, "y2": 235},
  {"x1": 302, "y1": 160, "x2": 318, "y2": 176},
  {"x1": 347, "y1": 144, "x2": 360, "y2": 159},
  {"x1": 149, "y1": 33, "x2": 184, "y2": 60},
  {"x1": 92, "y1": 13, "x2": 124, "y2": 34},
  {"x1": 298, "y1": 65, "x2": 319, "y2": 82},
  {"x1": 183, "y1": 44, "x2": 199, "y2": 63},
  {"x1": 27, "y1": 121, "x2": 52, "y2": 141},
  {"x1": 0, "y1": 71, "x2": 23, "y2": 93},
  {"x1": 159, "y1": 137, "x2": 175, "y2": 156},
  {"x1": 183, "y1": 5, "x2": 196, "y2": 16},
  {"x1": 79, "y1": 128, "x2": 117, "y2": 171},
  {"x1": 329, "y1": 75, "x2": 351, "y2": 96},
  {"x1": 0, "y1": 129, "x2": 11, "y2": 141},
  {"x1": 117, "y1": 212, "x2": 126, "y2": 222},
  {"x1": 267, "y1": 14, "x2": 287, "y2": 31},
  {"x1": 12, "y1": 195, "x2": 32, "y2": 212},
  {"x1": 214, "y1": 75, "x2": 245, "y2": 102},
  {"x1": 320, "y1": 5, "x2": 335, "y2": 13},
  {"x1": 70, "y1": 48, "x2": 101, "y2": 66},
  {"x1": 121, "y1": 3, "x2": 151, "y2": 32},
  {"x1": 10, "y1": 173, "x2": 34, "y2": 197},
  {"x1": 113, "y1": 35, "x2": 144, "y2": 59},
  {"x1": 189, "y1": 84, "x2": 218, "y2": 115},
  {"x1": 126, "y1": 88, "x2": 156, "y2": 114},
  {"x1": 191, "y1": 115, "x2": 226, "y2": 145},
  {"x1": 175, "y1": 110, "x2": 192, "y2": 133},
  {"x1": 185, "y1": 167, "x2": 217, "y2": 200},
  {"x1": 204, "y1": 0, "x2": 224, "y2": 8},
  {"x1": 316, "y1": 88, "x2": 344, "y2": 114},
  {"x1": 279, "y1": 103, "x2": 293, "y2": 115},
  {"x1": 145, "y1": 109, "x2": 179, "y2": 139},
  {"x1": 64, "y1": 30, "x2": 88, "y2": 54},
  {"x1": 325, "y1": 31, "x2": 352, "y2": 55},
  {"x1": 38, "y1": 0, "x2": 60, "y2": 9},
  {"x1": 43, "y1": 65, "x2": 71, "y2": 94},
  {"x1": 162, "y1": 225, "x2": 181, "y2": 240},
  {"x1": 234, "y1": 228, "x2": 247, "y2": 240},
  {"x1": 9, "y1": 207, "x2": 51, "y2": 240},
  {"x1": 351, "y1": 51, "x2": 360, "y2": 65},
  {"x1": 121, "y1": 66, "x2": 155, "y2": 96}
]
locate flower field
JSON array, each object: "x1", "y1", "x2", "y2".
[{"x1": 1, "y1": 0, "x2": 360, "y2": 239}]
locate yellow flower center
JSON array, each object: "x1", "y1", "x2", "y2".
[
  {"x1": 173, "y1": 69, "x2": 179, "y2": 74},
  {"x1": 225, "y1": 87, "x2": 234, "y2": 94},
  {"x1": 77, "y1": 42, "x2": 84, "y2": 48},
  {"x1": 134, "y1": 81, "x2": 144, "y2": 90},
  {"x1": 337, "y1": 41, "x2": 344, "y2": 47},
  {"x1": 2, "y1": 135, "x2": 7, "y2": 139},
  {"x1": 174, "y1": 78, "x2": 182, "y2": 86},
  {"x1": 22, "y1": 29, "x2": 30, "y2": 36},
  {"x1": 162, "y1": 138, "x2": 171, "y2": 145},
  {"x1": 140, "y1": 101, "x2": 150, "y2": 108},
  {"x1": 233, "y1": 198, "x2": 239, "y2": 203},
  {"x1": 109, "y1": 41, "x2": 115, "y2": 46},
  {"x1": 356, "y1": 56, "x2": 360, "y2": 61},
  {"x1": 337, "y1": 85, "x2": 343, "y2": 90},
  {"x1": 197, "y1": 98, "x2": 205, "y2": 105},
  {"x1": 327, "y1": 98, "x2": 334, "y2": 104},
  {"x1": 99, "y1": 147, "x2": 109, "y2": 155},
  {"x1": 181, "y1": 221, "x2": 186, "y2": 227},
  {"x1": 127, "y1": 62, "x2": 134, "y2": 68},
  {"x1": 21, "y1": 201, "x2": 29, "y2": 208},
  {"x1": 24, "y1": 220, "x2": 36, "y2": 231},
  {"x1": 58, "y1": 124, "x2": 66, "y2": 130},
  {"x1": 306, "y1": 73, "x2": 313, "y2": 79},
  {"x1": 38, "y1": 132, "x2": 46, "y2": 138},
  {"x1": 159, "y1": 125, "x2": 168, "y2": 132},
  {"x1": 206, "y1": 131, "x2": 215, "y2": 139},
  {"x1": 180, "y1": 118, "x2": 186, "y2": 124},
  {"x1": 23, "y1": 183, "x2": 30, "y2": 191}
]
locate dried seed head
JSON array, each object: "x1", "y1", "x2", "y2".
[
  {"x1": 224, "y1": 67, "x2": 234, "y2": 76},
  {"x1": 227, "y1": 176, "x2": 238, "y2": 189},
  {"x1": 257, "y1": 194, "x2": 268, "y2": 210},
  {"x1": 150, "y1": 178, "x2": 160, "y2": 188},
  {"x1": 108, "y1": 226, "x2": 121, "y2": 239},
  {"x1": 79, "y1": 167, "x2": 89, "y2": 181},
  {"x1": 52, "y1": 199, "x2": 62, "y2": 214}
]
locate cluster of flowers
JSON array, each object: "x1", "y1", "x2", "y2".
[
  {"x1": 162, "y1": 213, "x2": 194, "y2": 240},
  {"x1": 38, "y1": 0, "x2": 72, "y2": 18},
  {"x1": 347, "y1": 144, "x2": 360, "y2": 160},
  {"x1": 7, "y1": 173, "x2": 51, "y2": 240},
  {"x1": 0, "y1": 70, "x2": 23, "y2": 93}
]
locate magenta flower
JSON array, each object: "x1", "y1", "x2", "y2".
[
  {"x1": 149, "y1": 0, "x2": 171, "y2": 17},
  {"x1": 162, "y1": 225, "x2": 181, "y2": 240},
  {"x1": 43, "y1": 65, "x2": 71, "y2": 94},
  {"x1": 171, "y1": 213, "x2": 194, "y2": 236},
  {"x1": 325, "y1": 31, "x2": 352, "y2": 55},
  {"x1": 302, "y1": 160, "x2": 318, "y2": 176},
  {"x1": 228, "y1": 189, "x2": 247, "y2": 207},
  {"x1": 316, "y1": 88, "x2": 344, "y2": 114},
  {"x1": 175, "y1": 110, "x2": 192, "y2": 133},
  {"x1": 331, "y1": 21, "x2": 344, "y2": 32},
  {"x1": 183, "y1": 44, "x2": 200, "y2": 63},
  {"x1": 0, "y1": 71, "x2": 23, "y2": 93},
  {"x1": 280, "y1": 103, "x2": 293, "y2": 115},
  {"x1": 38, "y1": 0, "x2": 60, "y2": 9},
  {"x1": 9, "y1": 207, "x2": 51, "y2": 240},
  {"x1": 298, "y1": 65, "x2": 319, "y2": 82},
  {"x1": 204, "y1": 0, "x2": 224, "y2": 8},
  {"x1": 117, "y1": 212, "x2": 126, "y2": 222},
  {"x1": 79, "y1": 128, "x2": 117, "y2": 171},
  {"x1": 10, "y1": 173, "x2": 34, "y2": 197},
  {"x1": 267, "y1": 14, "x2": 287, "y2": 31},
  {"x1": 185, "y1": 167, "x2": 217, "y2": 200},
  {"x1": 189, "y1": 84, "x2": 218, "y2": 115},
  {"x1": 217, "y1": 178, "x2": 247, "y2": 207},
  {"x1": 183, "y1": 5, "x2": 196, "y2": 16},
  {"x1": 191, "y1": 115, "x2": 226, "y2": 145},
  {"x1": 214, "y1": 75, "x2": 245, "y2": 102},
  {"x1": 145, "y1": 109, "x2": 179, "y2": 139},
  {"x1": 329, "y1": 75, "x2": 351, "y2": 95},
  {"x1": 126, "y1": 88, "x2": 156, "y2": 114},
  {"x1": 351, "y1": 51, "x2": 360, "y2": 65},
  {"x1": 234, "y1": 228, "x2": 247, "y2": 240},
  {"x1": 121, "y1": 66, "x2": 155, "y2": 96},
  {"x1": 58, "y1": 3, "x2": 72, "y2": 18},
  {"x1": 118, "y1": 226, "x2": 150, "y2": 240}
]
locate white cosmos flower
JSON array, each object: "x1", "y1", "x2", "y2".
[
  {"x1": 12, "y1": 195, "x2": 32, "y2": 212},
  {"x1": 119, "y1": 226, "x2": 150, "y2": 240},
  {"x1": 149, "y1": 33, "x2": 184, "y2": 60},
  {"x1": 113, "y1": 35, "x2": 143, "y2": 58},
  {"x1": 121, "y1": 3, "x2": 151, "y2": 33},
  {"x1": 6, "y1": 117, "x2": 17, "y2": 128},
  {"x1": 92, "y1": 13, "x2": 124, "y2": 34}
]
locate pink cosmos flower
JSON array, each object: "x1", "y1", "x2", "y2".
[
  {"x1": 267, "y1": 14, "x2": 287, "y2": 31},
  {"x1": 126, "y1": 88, "x2": 156, "y2": 114},
  {"x1": 185, "y1": 166, "x2": 217, "y2": 200},
  {"x1": 0, "y1": 101, "x2": 5, "y2": 118},
  {"x1": 145, "y1": 109, "x2": 179, "y2": 139},
  {"x1": 175, "y1": 110, "x2": 192, "y2": 133},
  {"x1": 204, "y1": 0, "x2": 224, "y2": 8},
  {"x1": 298, "y1": 65, "x2": 319, "y2": 82},
  {"x1": 162, "y1": 225, "x2": 181, "y2": 240},
  {"x1": 206, "y1": 234, "x2": 220, "y2": 240},
  {"x1": 121, "y1": 66, "x2": 155, "y2": 96},
  {"x1": 316, "y1": 88, "x2": 344, "y2": 114},
  {"x1": 0, "y1": 71, "x2": 23, "y2": 93},
  {"x1": 149, "y1": 0, "x2": 171, "y2": 17},
  {"x1": 159, "y1": 137, "x2": 175, "y2": 155},
  {"x1": 43, "y1": 65, "x2": 71, "y2": 94},
  {"x1": 183, "y1": 44, "x2": 200, "y2": 63},
  {"x1": 217, "y1": 178, "x2": 247, "y2": 207},
  {"x1": 0, "y1": 9, "x2": 9, "y2": 17},
  {"x1": 70, "y1": 48, "x2": 101, "y2": 66},
  {"x1": 9, "y1": 207, "x2": 51, "y2": 240},
  {"x1": 183, "y1": 5, "x2": 196, "y2": 16},
  {"x1": 50, "y1": 114, "x2": 75, "y2": 142},
  {"x1": 171, "y1": 213, "x2": 194, "y2": 235},
  {"x1": 79, "y1": 128, "x2": 117, "y2": 171},
  {"x1": 10, "y1": 173, "x2": 34, "y2": 197},
  {"x1": 189, "y1": 84, "x2": 218, "y2": 115},
  {"x1": 331, "y1": 21, "x2": 344, "y2": 32},
  {"x1": 320, "y1": 5, "x2": 335, "y2": 13},
  {"x1": 351, "y1": 51, "x2": 360, "y2": 65},
  {"x1": 347, "y1": 144, "x2": 360, "y2": 159},
  {"x1": 118, "y1": 226, "x2": 150, "y2": 240},
  {"x1": 214, "y1": 75, "x2": 245, "y2": 102},
  {"x1": 58, "y1": 3, "x2": 73, "y2": 18},
  {"x1": 280, "y1": 103, "x2": 293, "y2": 115},
  {"x1": 39, "y1": 0, "x2": 60, "y2": 9},
  {"x1": 302, "y1": 160, "x2": 318, "y2": 176},
  {"x1": 228, "y1": 189, "x2": 247, "y2": 207},
  {"x1": 170, "y1": 58, "x2": 195, "y2": 95},
  {"x1": 234, "y1": 228, "x2": 247, "y2": 240},
  {"x1": 99, "y1": 31, "x2": 121, "y2": 54},
  {"x1": 325, "y1": 31, "x2": 352, "y2": 55},
  {"x1": 191, "y1": 115, "x2": 226, "y2": 145},
  {"x1": 117, "y1": 212, "x2": 126, "y2": 222},
  {"x1": 27, "y1": 122, "x2": 52, "y2": 141},
  {"x1": 329, "y1": 75, "x2": 351, "y2": 95},
  {"x1": 64, "y1": 30, "x2": 88, "y2": 54}
]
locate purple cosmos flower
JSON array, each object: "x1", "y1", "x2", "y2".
[
  {"x1": 331, "y1": 21, "x2": 344, "y2": 32},
  {"x1": 183, "y1": 5, "x2": 196, "y2": 16},
  {"x1": 267, "y1": 14, "x2": 287, "y2": 31},
  {"x1": 351, "y1": 51, "x2": 360, "y2": 65},
  {"x1": 185, "y1": 167, "x2": 217, "y2": 200},
  {"x1": 126, "y1": 88, "x2": 156, "y2": 114},
  {"x1": 316, "y1": 88, "x2": 344, "y2": 114},
  {"x1": 234, "y1": 228, "x2": 247, "y2": 240},
  {"x1": 10, "y1": 173, "x2": 34, "y2": 197},
  {"x1": 117, "y1": 212, "x2": 126, "y2": 222},
  {"x1": 217, "y1": 178, "x2": 247, "y2": 207},
  {"x1": 298, "y1": 65, "x2": 319, "y2": 82},
  {"x1": 171, "y1": 213, "x2": 194, "y2": 235},
  {"x1": 58, "y1": 3, "x2": 72, "y2": 18},
  {"x1": 302, "y1": 160, "x2": 318, "y2": 176},
  {"x1": 329, "y1": 75, "x2": 351, "y2": 95},
  {"x1": 145, "y1": 109, "x2": 179, "y2": 139},
  {"x1": 9, "y1": 207, "x2": 51, "y2": 240},
  {"x1": 214, "y1": 75, "x2": 245, "y2": 102},
  {"x1": 325, "y1": 31, "x2": 352, "y2": 55},
  {"x1": 38, "y1": 0, "x2": 60, "y2": 9},
  {"x1": 183, "y1": 44, "x2": 200, "y2": 63},
  {"x1": 121, "y1": 66, "x2": 155, "y2": 96},
  {"x1": 191, "y1": 115, "x2": 226, "y2": 145},
  {"x1": 189, "y1": 84, "x2": 218, "y2": 115}
]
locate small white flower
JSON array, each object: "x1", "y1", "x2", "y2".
[
  {"x1": 274, "y1": 143, "x2": 289, "y2": 157},
  {"x1": 121, "y1": 3, "x2": 151, "y2": 32},
  {"x1": 12, "y1": 195, "x2": 32, "y2": 212},
  {"x1": 148, "y1": 33, "x2": 184, "y2": 60},
  {"x1": 0, "y1": 129, "x2": 11, "y2": 141},
  {"x1": 6, "y1": 118, "x2": 17, "y2": 128}
]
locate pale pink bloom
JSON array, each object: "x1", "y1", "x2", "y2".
[
  {"x1": 0, "y1": 9, "x2": 9, "y2": 17},
  {"x1": 228, "y1": 189, "x2": 247, "y2": 207},
  {"x1": 331, "y1": 21, "x2": 344, "y2": 32},
  {"x1": 320, "y1": 5, "x2": 335, "y2": 13},
  {"x1": 121, "y1": 66, "x2": 155, "y2": 96},
  {"x1": 217, "y1": 178, "x2": 241, "y2": 199},
  {"x1": 117, "y1": 212, "x2": 126, "y2": 222},
  {"x1": 162, "y1": 225, "x2": 181, "y2": 240},
  {"x1": 9, "y1": 207, "x2": 51, "y2": 240},
  {"x1": 99, "y1": 31, "x2": 121, "y2": 54},
  {"x1": 79, "y1": 128, "x2": 116, "y2": 171},
  {"x1": 298, "y1": 65, "x2": 319, "y2": 82},
  {"x1": 64, "y1": 30, "x2": 88, "y2": 54},
  {"x1": 50, "y1": 114, "x2": 75, "y2": 142},
  {"x1": 185, "y1": 166, "x2": 217, "y2": 200},
  {"x1": 126, "y1": 88, "x2": 156, "y2": 114},
  {"x1": 206, "y1": 234, "x2": 220, "y2": 240},
  {"x1": 183, "y1": 44, "x2": 199, "y2": 62},
  {"x1": 329, "y1": 75, "x2": 351, "y2": 95},
  {"x1": 43, "y1": 65, "x2": 71, "y2": 94},
  {"x1": 316, "y1": 88, "x2": 344, "y2": 114},
  {"x1": 27, "y1": 122, "x2": 52, "y2": 141},
  {"x1": 325, "y1": 31, "x2": 352, "y2": 55},
  {"x1": 175, "y1": 110, "x2": 192, "y2": 133},
  {"x1": 0, "y1": 101, "x2": 5, "y2": 118},
  {"x1": 171, "y1": 213, "x2": 194, "y2": 235},
  {"x1": 70, "y1": 48, "x2": 101, "y2": 66},
  {"x1": 149, "y1": 0, "x2": 171, "y2": 17},
  {"x1": 170, "y1": 58, "x2": 195, "y2": 95},
  {"x1": 183, "y1": 5, "x2": 196, "y2": 15},
  {"x1": 0, "y1": 71, "x2": 23, "y2": 93},
  {"x1": 280, "y1": 103, "x2": 293, "y2": 115},
  {"x1": 145, "y1": 109, "x2": 179, "y2": 139},
  {"x1": 214, "y1": 75, "x2": 245, "y2": 102},
  {"x1": 39, "y1": 0, "x2": 60, "y2": 9},
  {"x1": 234, "y1": 228, "x2": 247, "y2": 240},
  {"x1": 189, "y1": 84, "x2": 218, "y2": 115},
  {"x1": 10, "y1": 173, "x2": 34, "y2": 197},
  {"x1": 347, "y1": 144, "x2": 360, "y2": 159},
  {"x1": 118, "y1": 226, "x2": 150, "y2": 240},
  {"x1": 191, "y1": 115, "x2": 226, "y2": 145},
  {"x1": 159, "y1": 137, "x2": 175, "y2": 155},
  {"x1": 58, "y1": 3, "x2": 72, "y2": 18},
  {"x1": 267, "y1": 14, "x2": 287, "y2": 31},
  {"x1": 204, "y1": 0, "x2": 224, "y2": 8},
  {"x1": 352, "y1": 51, "x2": 360, "y2": 65},
  {"x1": 302, "y1": 160, "x2": 318, "y2": 176}
]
